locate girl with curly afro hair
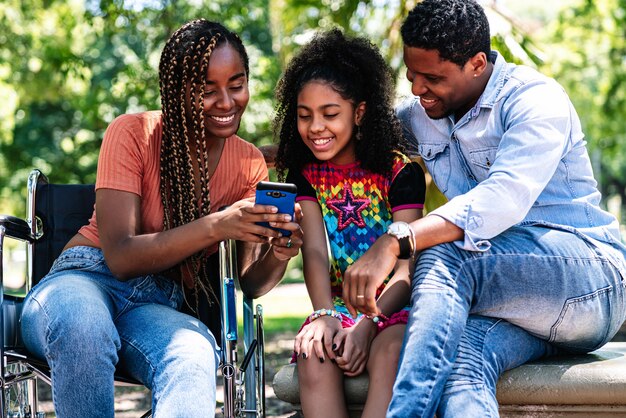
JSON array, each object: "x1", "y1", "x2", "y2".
[{"x1": 274, "y1": 29, "x2": 426, "y2": 418}]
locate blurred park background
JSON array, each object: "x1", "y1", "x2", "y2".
[
  {"x1": 2, "y1": 0, "x2": 626, "y2": 218},
  {"x1": 1, "y1": 0, "x2": 626, "y2": 416}
]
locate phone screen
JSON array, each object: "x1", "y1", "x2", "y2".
[{"x1": 255, "y1": 181, "x2": 297, "y2": 236}]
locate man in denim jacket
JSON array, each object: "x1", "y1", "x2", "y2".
[{"x1": 343, "y1": 0, "x2": 626, "y2": 416}]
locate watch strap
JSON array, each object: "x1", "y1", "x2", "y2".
[{"x1": 387, "y1": 221, "x2": 415, "y2": 260}]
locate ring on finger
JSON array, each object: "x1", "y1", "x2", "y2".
[
  {"x1": 356, "y1": 295, "x2": 365, "y2": 299},
  {"x1": 286, "y1": 237, "x2": 293, "y2": 248}
]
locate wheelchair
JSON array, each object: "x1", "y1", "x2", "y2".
[{"x1": 0, "y1": 169, "x2": 266, "y2": 418}]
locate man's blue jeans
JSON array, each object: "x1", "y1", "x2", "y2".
[
  {"x1": 20, "y1": 246, "x2": 220, "y2": 418},
  {"x1": 387, "y1": 225, "x2": 626, "y2": 417}
]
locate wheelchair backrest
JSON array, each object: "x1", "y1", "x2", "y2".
[{"x1": 32, "y1": 179, "x2": 95, "y2": 285}]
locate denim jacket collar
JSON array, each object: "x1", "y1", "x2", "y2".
[{"x1": 470, "y1": 51, "x2": 508, "y2": 117}]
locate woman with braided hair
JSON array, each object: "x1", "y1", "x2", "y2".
[{"x1": 20, "y1": 19, "x2": 302, "y2": 418}]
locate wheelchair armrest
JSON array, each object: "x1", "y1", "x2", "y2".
[{"x1": 0, "y1": 215, "x2": 35, "y2": 242}]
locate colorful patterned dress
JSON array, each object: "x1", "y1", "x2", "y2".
[{"x1": 287, "y1": 153, "x2": 426, "y2": 323}]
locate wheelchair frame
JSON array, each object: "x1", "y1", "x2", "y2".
[{"x1": 0, "y1": 169, "x2": 266, "y2": 418}]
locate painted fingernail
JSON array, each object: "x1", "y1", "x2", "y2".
[
  {"x1": 302, "y1": 353, "x2": 307, "y2": 359},
  {"x1": 319, "y1": 357, "x2": 324, "y2": 363},
  {"x1": 331, "y1": 359, "x2": 336, "y2": 364},
  {"x1": 332, "y1": 344, "x2": 337, "y2": 350}
]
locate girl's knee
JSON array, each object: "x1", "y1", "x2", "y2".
[
  {"x1": 296, "y1": 358, "x2": 340, "y2": 388},
  {"x1": 367, "y1": 329, "x2": 403, "y2": 376}
]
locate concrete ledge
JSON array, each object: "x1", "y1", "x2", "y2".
[{"x1": 273, "y1": 342, "x2": 626, "y2": 417}]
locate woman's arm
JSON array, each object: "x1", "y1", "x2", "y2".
[
  {"x1": 238, "y1": 203, "x2": 304, "y2": 299},
  {"x1": 97, "y1": 189, "x2": 289, "y2": 279}
]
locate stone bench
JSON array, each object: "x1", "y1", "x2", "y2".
[{"x1": 273, "y1": 341, "x2": 626, "y2": 417}]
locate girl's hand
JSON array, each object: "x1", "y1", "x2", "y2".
[
  {"x1": 333, "y1": 319, "x2": 377, "y2": 376},
  {"x1": 269, "y1": 203, "x2": 303, "y2": 261},
  {"x1": 294, "y1": 316, "x2": 342, "y2": 362}
]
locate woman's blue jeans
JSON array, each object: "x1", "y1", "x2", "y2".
[
  {"x1": 20, "y1": 246, "x2": 220, "y2": 418},
  {"x1": 387, "y1": 225, "x2": 626, "y2": 418}
]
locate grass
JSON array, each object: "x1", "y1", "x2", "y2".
[
  {"x1": 263, "y1": 315, "x2": 305, "y2": 337},
  {"x1": 238, "y1": 281, "x2": 311, "y2": 341}
]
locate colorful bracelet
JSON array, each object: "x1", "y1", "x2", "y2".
[
  {"x1": 368, "y1": 313, "x2": 390, "y2": 324},
  {"x1": 308, "y1": 308, "x2": 343, "y2": 322}
]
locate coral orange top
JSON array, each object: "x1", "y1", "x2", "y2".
[{"x1": 78, "y1": 110, "x2": 268, "y2": 254}]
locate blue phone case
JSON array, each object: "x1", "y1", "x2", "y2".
[{"x1": 255, "y1": 181, "x2": 297, "y2": 236}]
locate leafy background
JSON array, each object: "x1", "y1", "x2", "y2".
[{"x1": 2, "y1": 0, "x2": 626, "y2": 224}]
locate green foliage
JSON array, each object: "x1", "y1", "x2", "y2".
[
  {"x1": 544, "y1": 0, "x2": 626, "y2": 206},
  {"x1": 0, "y1": 0, "x2": 279, "y2": 214},
  {"x1": 2, "y1": 0, "x2": 624, "y2": 221}
]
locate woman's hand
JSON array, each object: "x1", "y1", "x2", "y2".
[
  {"x1": 213, "y1": 199, "x2": 291, "y2": 243},
  {"x1": 333, "y1": 319, "x2": 377, "y2": 376},
  {"x1": 294, "y1": 315, "x2": 342, "y2": 362},
  {"x1": 269, "y1": 203, "x2": 303, "y2": 260},
  {"x1": 237, "y1": 203, "x2": 302, "y2": 298}
]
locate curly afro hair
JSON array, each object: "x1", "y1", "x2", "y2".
[
  {"x1": 273, "y1": 28, "x2": 405, "y2": 178},
  {"x1": 401, "y1": 0, "x2": 491, "y2": 68}
]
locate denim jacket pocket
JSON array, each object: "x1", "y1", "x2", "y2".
[
  {"x1": 418, "y1": 143, "x2": 450, "y2": 194},
  {"x1": 469, "y1": 147, "x2": 498, "y2": 178},
  {"x1": 549, "y1": 285, "x2": 613, "y2": 352}
]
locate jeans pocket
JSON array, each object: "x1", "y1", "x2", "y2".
[
  {"x1": 549, "y1": 285, "x2": 613, "y2": 352},
  {"x1": 48, "y1": 247, "x2": 107, "y2": 276},
  {"x1": 129, "y1": 275, "x2": 181, "y2": 308}
]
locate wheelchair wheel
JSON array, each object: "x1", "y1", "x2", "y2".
[{"x1": 2, "y1": 362, "x2": 45, "y2": 418}]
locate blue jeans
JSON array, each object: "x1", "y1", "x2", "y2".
[
  {"x1": 20, "y1": 246, "x2": 220, "y2": 418},
  {"x1": 387, "y1": 225, "x2": 626, "y2": 418}
]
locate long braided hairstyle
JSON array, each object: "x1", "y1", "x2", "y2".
[{"x1": 158, "y1": 19, "x2": 249, "y2": 305}]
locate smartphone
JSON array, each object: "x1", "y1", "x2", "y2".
[{"x1": 255, "y1": 181, "x2": 297, "y2": 236}]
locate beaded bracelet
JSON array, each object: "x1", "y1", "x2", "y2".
[
  {"x1": 308, "y1": 308, "x2": 343, "y2": 322},
  {"x1": 368, "y1": 313, "x2": 390, "y2": 324}
]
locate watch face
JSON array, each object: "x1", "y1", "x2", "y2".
[
  {"x1": 388, "y1": 221, "x2": 413, "y2": 259},
  {"x1": 389, "y1": 222, "x2": 409, "y2": 238}
]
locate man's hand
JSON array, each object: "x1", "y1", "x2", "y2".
[{"x1": 343, "y1": 234, "x2": 399, "y2": 317}]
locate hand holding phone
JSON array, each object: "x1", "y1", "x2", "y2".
[{"x1": 255, "y1": 181, "x2": 297, "y2": 236}]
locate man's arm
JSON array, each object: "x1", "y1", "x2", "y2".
[{"x1": 343, "y1": 214, "x2": 462, "y2": 317}]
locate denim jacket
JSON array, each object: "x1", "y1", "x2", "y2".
[{"x1": 397, "y1": 51, "x2": 622, "y2": 252}]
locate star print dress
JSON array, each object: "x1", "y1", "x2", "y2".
[{"x1": 286, "y1": 153, "x2": 426, "y2": 333}]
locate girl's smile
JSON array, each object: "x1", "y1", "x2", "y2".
[{"x1": 296, "y1": 81, "x2": 365, "y2": 165}]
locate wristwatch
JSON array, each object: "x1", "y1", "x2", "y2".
[{"x1": 386, "y1": 221, "x2": 415, "y2": 259}]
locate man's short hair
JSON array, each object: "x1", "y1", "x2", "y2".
[{"x1": 401, "y1": 0, "x2": 491, "y2": 67}]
